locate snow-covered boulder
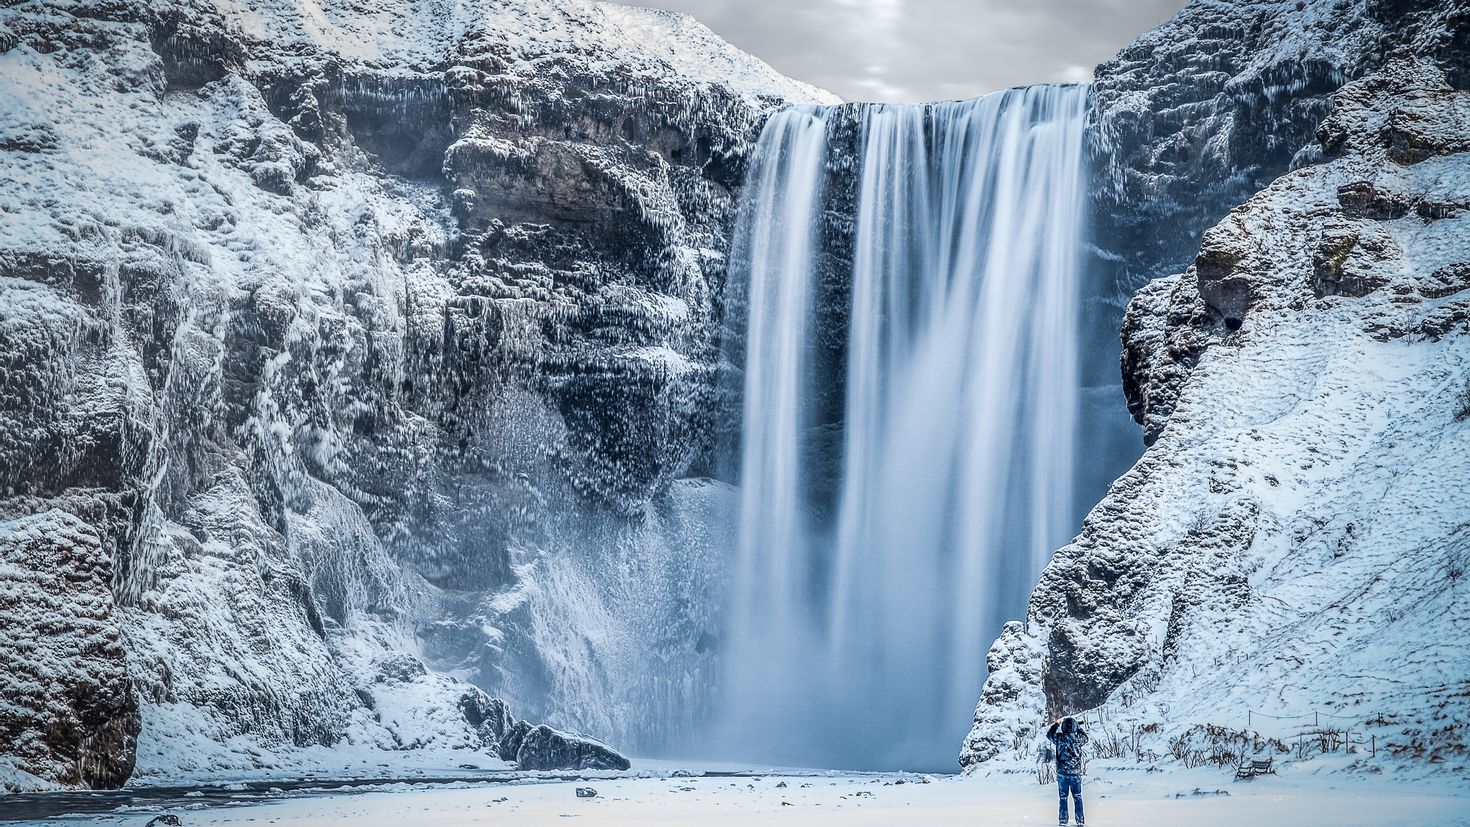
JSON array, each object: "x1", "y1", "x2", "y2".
[
  {"x1": 963, "y1": 53, "x2": 1470, "y2": 774},
  {"x1": 505, "y1": 724, "x2": 631, "y2": 771}
]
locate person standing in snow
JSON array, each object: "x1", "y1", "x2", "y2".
[{"x1": 1047, "y1": 716, "x2": 1089, "y2": 826}]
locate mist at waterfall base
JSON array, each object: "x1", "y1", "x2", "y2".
[{"x1": 710, "y1": 84, "x2": 1107, "y2": 772}]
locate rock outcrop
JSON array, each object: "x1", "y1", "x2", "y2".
[
  {"x1": 963, "y1": 53, "x2": 1470, "y2": 774},
  {"x1": 1089, "y1": 0, "x2": 1469, "y2": 303},
  {"x1": 0, "y1": 0, "x2": 828, "y2": 788},
  {"x1": 1075, "y1": 0, "x2": 1470, "y2": 511}
]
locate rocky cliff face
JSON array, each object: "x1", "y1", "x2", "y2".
[
  {"x1": 0, "y1": 0, "x2": 830, "y2": 789},
  {"x1": 1089, "y1": 0, "x2": 1469, "y2": 307},
  {"x1": 0, "y1": 511, "x2": 139, "y2": 789},
  {"x1": 963, "y1": 51, "x2": 1470, "y2": 774}
]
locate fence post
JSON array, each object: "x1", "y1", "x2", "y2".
[
  {"x1": 1371, "y1": 735, "x2": 1376, "y2": 758},
  {"x1": 1314, "y1": 711, "x2": 1319, "y2": 727},
  {"x1": 1248, "y1": 710, "x2": 1252, "y2": 730}
]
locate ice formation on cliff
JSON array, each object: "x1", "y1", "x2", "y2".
[{"x1": 0, "y1": 0, "x2": 827, "y2": 789}]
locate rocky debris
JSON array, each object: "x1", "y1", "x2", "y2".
[
  {"x1": 575, "y1": 786, "x2": 598, "y2": 797},
  {"x1": 965, "y1": 54, "x2": 1470, "y2": 772},
  {"x1": 0, "y1": 0, "x2": 824, "y2": 789},
  {"x1": 0, "y1": 511, "x2": 140, "y2": 790}
]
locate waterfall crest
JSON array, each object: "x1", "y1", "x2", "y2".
[{"x1": 720, "y1": 85, "x2": 1091, "y2": 770}]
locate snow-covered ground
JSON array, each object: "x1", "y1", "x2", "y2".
[{"x1": 9, "y1": 764, "x2": 1468, "y2": 826}]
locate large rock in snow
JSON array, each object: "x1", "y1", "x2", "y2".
[
  {"x1": 502, "y1": 723, "x2": 631, "y2": 771},
  {"x1": 963, "y1": 54, "x2": 1470, "y2": 774},
  {"x1": 0, "y1": 0, "x2": 827, "y2": 787}
]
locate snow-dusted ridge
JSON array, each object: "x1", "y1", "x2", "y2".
[
  {"x1": 592, "y1": 3, "x2": 840, "y2": 106},
  {"x1": 186, "y1": 0, "x2": 838, "y2": 105}
]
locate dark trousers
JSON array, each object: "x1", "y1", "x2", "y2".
[{"x1": 1057, "y1": 772, "x2": 1084, "y2": 824}]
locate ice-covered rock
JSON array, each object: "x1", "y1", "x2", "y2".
[
  {"x1": 0, "y1": 511, "x2": 140, "y2": 790},
  {"x1": 0, "y1": 0, "x2": 825, "y2": 788},
  {"x1": 963, "y1": 54, "x2": 1470, "y2": 774},
  {"x1": 506, "y1": 724, "x2": 631, "y2": 771}
]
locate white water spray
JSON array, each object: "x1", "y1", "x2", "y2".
[{"x1": 720, "y1": 85, "x2": 1090, "y2": 770}]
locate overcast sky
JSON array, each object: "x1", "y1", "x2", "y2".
[{"x1": 607, "y1": 0, "x2": 1190, "y2": 103}]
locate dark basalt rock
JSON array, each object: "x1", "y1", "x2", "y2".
[
  {"x1": 1042, "y1": 619, "x2": 1146, "y2": 718},
  {"x1": 460, "y1": 690, "x2": 515, "y2": 745},
  {"x1": 498, "y1": 720, "x2": 534, "y2": 763},
  {"x1": 455, "y1": 689, "x2": 624, "y2": 771},
  {"x1": 513, "y1": 724, "x2": 631, "y2": 772},
  {"x1": 1336, "y1": 180, "x2": 1412, "y2": 219},
  {"x1": 1090, "y1": 0, "x2": 1469, "y2": 307}
]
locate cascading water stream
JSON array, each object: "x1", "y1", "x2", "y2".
[{"x1": 719, "y1": 85, "x2": 1090, "y2": 770}]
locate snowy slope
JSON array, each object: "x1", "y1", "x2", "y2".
[
  {"x1": 963, "y1": 54, "x2": 1470, "y2": 777},
  {"x1": 0, "y1": 0, "x2": 826, "y2": 791}
]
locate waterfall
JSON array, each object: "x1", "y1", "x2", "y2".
[{"x1": 719, "y1": 85, "x2": 1090, "y2": 770}]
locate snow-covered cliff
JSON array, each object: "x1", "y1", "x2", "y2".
[
  {"x1": 963, "y1": 51, "x2": 1470, "y2": 775},
  {"x1": 1089, "y1": 0, "x2": 1468, "y2": 305},
  {"x1": 0, "y1": 0, "x2": 830, "y2": 790}
]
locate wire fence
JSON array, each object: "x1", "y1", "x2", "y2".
[
  {"x1": 1042, "y1": 706, "x2": 1406, "y2": 778},
  {"x1": 1244, "y1": 709, "x2": 1390, "y2": 759}
]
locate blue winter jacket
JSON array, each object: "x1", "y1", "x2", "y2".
[{"x1": 1047, "y1": 723, "x2": 1089, "y2": 776}]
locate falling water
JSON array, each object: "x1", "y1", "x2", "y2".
[{"x1": 720, "y1": 85, "x2": 1090, "y2": 770}]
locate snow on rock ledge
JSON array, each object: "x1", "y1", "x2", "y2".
[{"x1": 963, "y1": 54, "x2": 1470, "y2": 774}]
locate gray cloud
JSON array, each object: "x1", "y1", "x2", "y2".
[{"x1": 605, "y1": 0, "x2": 1189, "y2": 102}]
